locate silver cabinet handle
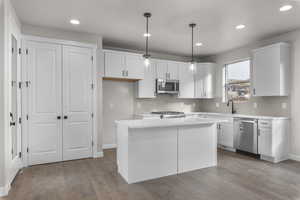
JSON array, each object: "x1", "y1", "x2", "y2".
[
  {"x1": 126, "y1": 70, "x2": 129, "y2": 77},
  {"x1": 122, "y1": 70, "x2": 124, "y2": 76}
]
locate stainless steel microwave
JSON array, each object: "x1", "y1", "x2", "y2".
[{"x1": 155, "y1": 79, "x2": 179, "y2": 94}]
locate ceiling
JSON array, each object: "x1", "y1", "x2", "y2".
[{"x1": 12, "y1": 0, "x2": 300, "y2": 57}]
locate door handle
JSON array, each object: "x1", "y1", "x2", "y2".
[
  {"x1": 57, "y1": 116, "x2": 61, "y2": 120},
  {"x1": 10, "y1": 122, "x2": 16, "y2": 126},
  {"x1": 64, "y1": 116, "x2": 68, "y2": 119}
]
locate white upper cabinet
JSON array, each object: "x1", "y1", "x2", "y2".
[
  {"x1": 167, "y1": 61, "x2": 179, "y2": 80},
  {"x1": 155, "y1": 59, "x2": 179, "y2": 80},
  {"x1": 137, "y1": 63, "x2": 156, "y2": 98},
  {"x1": 104, "y1": 51, "x2": 124, "y2": 78},
  {"x1": 178, "y1": 63, "x2": 195, "y2": 98},
  {"x1": 104, "y1": 50, "x2": 144, "y2": 80},
  {"x1": 194, "y1": 63, "x2": 217, "y2": 99},
  {"x1": 125, "y1": 53, "x2": 144, "y2": 79},
  {"x1": 252, "y1": 43, "x2": 290, "y2": 96},
  {"x1": 156, "y1": 59, "x2": 168, "y2": 79}
]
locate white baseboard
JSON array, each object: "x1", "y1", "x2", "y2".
[
  {"x1": 94, "y1": 151, "x2": 104, "y2": 158},
  {"x1": 0, "y1": 183, "x2": 11, "y2": 197},
  {"x1": 103, "y1": 144, "x2": 117, "y2": 149},
  {"x1": 289, "y1": 154, "x2": 300, "y2": 162}
]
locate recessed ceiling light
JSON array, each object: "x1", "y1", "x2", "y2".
[
  {"x1": 70, "y1": 19, "x2": 80, "y2": 25},
  {"x1": 236, "y1": 24, "x2": 246, "y2": 30},
  {"x1": 195, "y1": 42, "x2": 203, "y2": 47},
  {"x1": 280, "y1": 5, "x2": 293, "y2": 12},
  {"x1": 143, "y1": 33, "x2": 151, "y2": 37}
]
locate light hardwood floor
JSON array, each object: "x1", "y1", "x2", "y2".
[{"x1": 2, "y1": 149, "x2": 300, "y2": 200}]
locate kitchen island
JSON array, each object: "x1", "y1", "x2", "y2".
[{"x1": 115, "y1": 117, "x2": 226, "y2": 184}]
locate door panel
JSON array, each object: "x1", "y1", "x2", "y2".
[
  {"x1": 62, "y1": 46, "x2": 93, "y2": 161},
  {"x1": 104, "y1": 51, "x2": 124, "y2": 78},
  {"x1": 125, "y1": 54, "x2": 144, "y2": 79},
  {"x1": 27, "y1": 41, "x2": 62, "y2": 165},
  {"x1": 178, "y1": 63, "x2": 194, "y2": 98}
]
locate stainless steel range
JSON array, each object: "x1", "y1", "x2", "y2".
[{"x1": 150, "y1": 111, "x2": 185, "y2": 119}]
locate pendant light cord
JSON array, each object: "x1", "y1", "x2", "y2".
[
  {"x1": 146, "y1": 16, "x2": 149, "y2": 56},
  {"x1": 192, "y1": 25, "x2": 194, "y2": 62}
]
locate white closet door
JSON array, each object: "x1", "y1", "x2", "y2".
[
  {"x1": 62, "y1": 46, "x2": 93, "y2": 161},
  {"x1": 27, "y1": 41, "x2": 62, "y2": 165}
]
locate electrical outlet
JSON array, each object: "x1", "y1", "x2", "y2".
[
  {"x1": 216, "y1": 102, "x2": 220, "y2": 108},
  {"x1": 282, "y1": 102, "x2": 287, "y2": 109},
  {"x1": 253, "y1": 102, "x2": 258, "y2": 109}
]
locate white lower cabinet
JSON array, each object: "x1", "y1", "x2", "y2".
[
  {"x1": 24, "y1": 40, "x2": 94, "y2": 165},
  {"x1": 217, "y1": 117, "x2": 234, "y2": 149},
  {"x1": 258, "y1": 119, "x2": 289, "y2": 163}
]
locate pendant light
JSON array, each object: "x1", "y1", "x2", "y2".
[
  {"x1": 189, "y1": 23, "x2": 196, "y2": 71},
  {"x1": 143, "y1": 12, "x2": 151, "y2": 67}
]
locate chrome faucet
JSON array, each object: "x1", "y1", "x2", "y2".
[{"x1": 227, "y1": 99, "x2": 237, "y2": 114}]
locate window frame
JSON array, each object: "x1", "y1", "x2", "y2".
[{"x1": 222, "y1": 58, "x2": 251, "y2": 103}]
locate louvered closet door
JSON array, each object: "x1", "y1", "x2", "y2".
[
  {"x1": 62, "y1": 46, "x2": 93, "y2": 161},
  {"x1": 27, "y1": 41, "x2": 62, "y2": 165}
]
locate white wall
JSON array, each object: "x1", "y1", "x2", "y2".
[
  {"x1": 202, "y1": 29, "x2": 300, "y2": 160},
  {"x1": 0, "y1": 0, "x2": 5, "y2": 189},
  {"x1": 102, "y1": 80, "x2": 200, "y2": 147}
]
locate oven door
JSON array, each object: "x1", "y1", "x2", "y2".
[{"x1": 156, "y1": 79, "x2": 179, "y2": 94}]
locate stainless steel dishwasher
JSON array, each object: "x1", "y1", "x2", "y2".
[{"x1": 234, "y1": 118, "x2": 258, "y2": 154}]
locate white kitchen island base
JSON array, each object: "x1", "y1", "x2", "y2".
[{"x1": 116, "y1": 118, "x2": 222, "y2": 184}]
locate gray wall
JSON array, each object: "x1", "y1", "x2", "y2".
[
  {"x1": 201, "y1": 29, "x2": 300, "y2": 158},
  {"x1": 103, "y1": 80, "x2": 200, "y2": 146},
  {"x1": 0, "y1": 0, "x2": 5, "y2": 188}
]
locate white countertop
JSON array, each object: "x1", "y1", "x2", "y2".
[
  {"x1": 184, "y1": 112, "x2": 289, "y2": 120},
  {"x1": 115, "y1": 117, "x2": 227, "y2": 129},
  {"x1": 137, "y1": 112, "x2": 289, "y2": 120}
]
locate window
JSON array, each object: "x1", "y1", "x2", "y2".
[{"x1": 223, "y1": 60, "x2": 251, "y2": 102}]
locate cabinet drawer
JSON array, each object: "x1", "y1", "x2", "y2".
[{"x1": 258, "y1": 120, "x2": 272, "y2": 129}]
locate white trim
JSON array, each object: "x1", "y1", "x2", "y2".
[
  {"x1": 92, "y1": 49, "x2": 98, "y2": 159},
  {"x1": 0, "y1": 183, "x2": 11, "y2": 197},
  {"x1": 22, "y1": 35, "x2": 97, "y2": 49},
  {"x1": 289, "y1": 154, "x2": 300, "y2": 162},
  {"x1": 94, "y1": 151, "x2": 104, "y2": 158},
  {"x1": 103, "y1": 144, "x2": 117, "y2": 149}
]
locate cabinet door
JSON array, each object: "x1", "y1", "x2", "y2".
[
  {"x1": 178, "y1": 63, "x2": 194, "y2": 98},
  {"x1": 203, "y1": 64, "x2": 216, "y2": 98},
  {"x1": 194, "y1": 65, "x2": 205, "y2": 98},
  {"x1": 137, "y1": 63, "x2": 156, "y2": 98},
  {"x1": 125, "y1": 54, "x2": 144, "y2": 79},
  {"x1": 156, "y1": 60, "x2": 168, "y2": 79},
  {"x1": 62, "y1": 46, "x2": 93, "y2": 161},
  {"x1": 252, "y1": 45, "x2": 280, "y2": 96},
  {"x1": 258, "y1": 128, "x2": 273, "y2": 156},
  {"x1": 167, "y1": 61, "x2": 179, "y2": 80},
  {"x1": 219, "y1": 123, "x2": 234, "y2": 148},
  {"x1": 104, "y1": 51, "x2": 124, "y2": 78},
  {"x1": 26, "y1": 41, "x2": 63, "y2": 165}
]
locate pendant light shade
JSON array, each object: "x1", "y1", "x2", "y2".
[
  {"x1": 189, "y1": 23, "x2": 196, "y2": 71},
  {"x1": 143, "y1": 12, "x2": 151, "y2": 67}
]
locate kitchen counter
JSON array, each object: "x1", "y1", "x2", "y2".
[
  {"x1": 115, "y1": 117, "x2": 227, "y2": 129},
  {"x1": 185, "y1": 112, "x2": 289, "y2": 120},
  {"x1": 137, "y1": 112, "x2": 289, "y2": 120},
  {"x1": 116, "y1": 117, "x2": 222, "y2": 183}
]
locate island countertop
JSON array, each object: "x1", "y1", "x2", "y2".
[{"x1": 115, "y1": 117, "x2": 227, "y2": 129}]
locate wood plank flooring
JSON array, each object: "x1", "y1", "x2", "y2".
[{"x1": 2, "y1": 149, "x2": 300, "y2": 200}]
